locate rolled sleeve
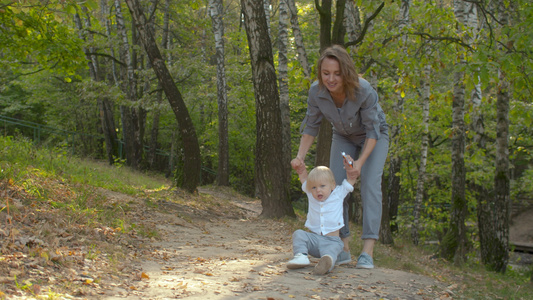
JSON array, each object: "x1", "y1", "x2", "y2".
[{"x1": 360, "y1": 89, "x2": 382, "y2": 140}]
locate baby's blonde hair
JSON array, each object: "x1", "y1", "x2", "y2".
[{"x1": 306, "y1": 166, "x2": 336, "y2": 193}]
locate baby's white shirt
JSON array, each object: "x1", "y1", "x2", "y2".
[{"x1": 302, "y1": 179, "x2": 354, "y2": 235}]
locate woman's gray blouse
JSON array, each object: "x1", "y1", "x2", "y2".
[{"x1": 300, "y1": 78, "x2": 388, "y2": 141}]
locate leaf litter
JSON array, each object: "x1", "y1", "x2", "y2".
[{"x1": 1, "y1": 178, "x2": 453, "y2": 299}]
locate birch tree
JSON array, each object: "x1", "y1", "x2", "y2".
[
  {"x1": 412, "y1": 58, "x2": 431, "y2": 246},
  {"x1": 287, "y1": 0, "x2": 311, "y2": 80},
  {"x1": 209, "y1": 0, "x2": 230, "y2": 186},
  {"x1": 278, "y1": 0, "x2": 292, "y2": 187},
  {"x1": 388, "y1": 0, "x2": 410, "y2": 240},
  {"x1": 114, "y1": 0, "x2": 144, "y2": 169},
  {"x1": 477, "y1": 0, "x2": 511, "y2": 273},
  {"x1": 440, "y1": 0, "x2": 468, "y2": 265}
]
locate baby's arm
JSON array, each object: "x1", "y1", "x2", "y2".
[{"x1": 294, "y1": 161, "x2": 308, "y2": 184}]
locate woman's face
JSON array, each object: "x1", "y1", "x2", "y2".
[{"x1": 321, "y1": 57, "x2": 344, "y2": 95}]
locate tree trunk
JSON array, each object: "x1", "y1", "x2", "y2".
[
  {"x1": 344, "y1": 1, "x2": 361, "y2": 42},
  {"x1": 331, "y1": 0, "x2": 346, "y2": 45},
  {"x1": 240, "y1": 0, "x2": 295, "y2": 218},
  {"x1": 278, "y1": 0, "x2": 292, "y2": 189},
  {"x1": 387, "y1": 155, "x2": 400, "y2": 233},
  {"x1": 124, "y1": 0, "x2": 201, "y2": 193},
  {"x1": 388, "y1": 0, "x2": 410, "y2": 234},
  {"x1": 316, "y1": 0, "x2": 332, "y2": 52},
  {"x1": 478, "y1": 0, "x2": 510, "y2": 273},
  {"x1": 379, "y1": 173, "x2": 393, "y2": 244},
  {"x1": 166, "y1": 129, "x2": 176, "y2": 178},
  {"x1": 102, "y1": 0, "x2": 121, "y2": 162},
  {"x1": 114, "y1": 0, "x2": 143, "y2": 170},
  {"x1": 101, "y1": 99, "x2": 118, "y2": 163},
  {"x1": 264, "y1": 0, "x2": 271, "y2": 36},
  {"x1": 147, "y1": 0, "x2": 164, "y2": 171},
  {"x1": 412, "y1": 62, "x2": 431, "y2": 245},
  {"x1": 440, "y1": 53, "x2": 467, "y2": 264},
  {"x1": 209, "y1": 0, "x2": 230, "y2": 186},
  {"x1": 287, "y1": 0, "x2": 311, "y2": 80}
]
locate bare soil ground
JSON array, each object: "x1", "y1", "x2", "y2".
[{"x1": 0, "y1": 184, "x2": 470, "y2": 299}]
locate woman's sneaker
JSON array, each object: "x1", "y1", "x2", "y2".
[
  {"x1": 356, "y1": 252, "x2": 374, "y2": 269},
  {"x1": 312, "y1": 255, "x2": 333, "y2": 275},
  {"x1": 287, "y1": 253, "x2": 310, "y2": 269},
  {"x1": 336, "y1": 250, "x2": 351, "y2": 265}
]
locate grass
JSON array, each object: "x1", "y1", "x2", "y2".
[
  {"x1": 1, "y1": 136, "x2": 532, "y2": 299},
  {"x1": 0, "y1": 136, "x2": 169, "y2": 196}
]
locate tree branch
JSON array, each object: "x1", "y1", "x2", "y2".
[
  {"x1": 314, "y1": 0, "x2": 325, "y2": 15},
  {"x1": 411, "y1": 32, "x2": 473, "y2": 50},
  {"x1": 86, "y1": 52, "x2": 126, "y2": 66},
  {"x1": 345, "y1": 2, "x2": 385, "y2": 48}
]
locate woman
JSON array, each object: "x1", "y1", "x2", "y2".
[{"x1": 291, "y1": 45, "x2": 389, "y2": 269}]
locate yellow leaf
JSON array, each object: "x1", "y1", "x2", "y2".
[
  {"x1": 400, "y1": 91, "x2": 405, "y2": 98},
  {"x1": 84, "y1": 279, "x2": 93, "y2": 284},
  {"x1": 41, "y1": 252, "x2": 49, "y2": 261},
  {"x1": 141, "y1": 272, "x2": 150, "y2": 279}
]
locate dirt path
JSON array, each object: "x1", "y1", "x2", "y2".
[{"x1": 97, "y1": 188, "x2": 451, "y2": 300}]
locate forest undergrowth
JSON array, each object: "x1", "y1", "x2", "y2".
[{"x1": 1, "y1": 136, "x2": 532, "y2": 299}]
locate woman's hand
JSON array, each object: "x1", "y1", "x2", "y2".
[
  {"x1": 343, "y1": 154, "x2": 360, "y2": 182},
  {"x1": 351, "y1": 160, "x2": 362, "y2": 180},
  {"x1": 291, "y1": 157, "x2": 306, "y2": 175}
]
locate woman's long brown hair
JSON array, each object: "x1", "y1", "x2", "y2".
[{"x1": 317, "y1": 45, "x2": 360, "y2": 101}]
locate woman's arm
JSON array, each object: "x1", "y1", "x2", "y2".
[
  {"x1": 350, "y1": 138, "x2": 377, "y2": 179},
  {"x1": 291, "y1": 134, "x2": 315, "y2": 183},
  {"x1": 296, "y1": 134, "x2": 315, "y2": 161}
]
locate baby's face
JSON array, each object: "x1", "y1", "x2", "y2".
[{"x1": 309, "y1": 181, "x2": 335, "y2": 201}]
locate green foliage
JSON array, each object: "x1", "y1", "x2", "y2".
[
  {"x1": 0, "y1": 82, "x2": 43, "y2": 122},
  {"x1": 0, "y1": 136, "x2": 166, "y2": 195},
  {"x1": 0, "y1": 2, "x2": 87, "y2": 81}
]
